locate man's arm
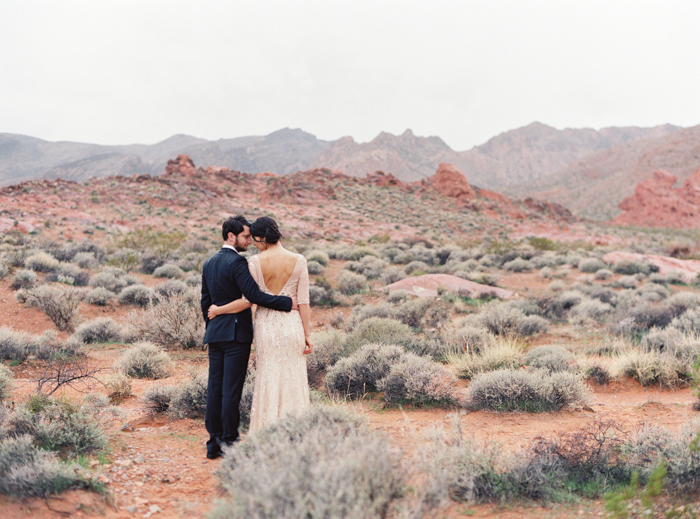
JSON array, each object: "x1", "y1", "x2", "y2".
[
  {"x1": 201, "y1": 270, "x2": 212, "y2": 324},
  {"x1": 231, "y1": 256, "x2": 293, "y2": 312}
]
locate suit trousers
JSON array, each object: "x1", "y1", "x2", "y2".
[{"x1": 205, "y1": 340, "x2": 251, "y2": 451}]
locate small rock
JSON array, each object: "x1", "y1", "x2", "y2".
[
  {"x1": 124, "y1": 505, "x2": 138, "y2": 514},
  {"x1": 89, "y1": 460, "x2": 100, "y2": 467},
  {"x1": 97, "y1": 475, "x2": 111, "y2": 484},
  {"x1": 134, "y1": 454, "x2": 145, "y2": 464},
  {"x1": 148, "y1": 505, "x2": 162, "y2": 513},
  {"x1": 134, "y1": 497, "x2": 149, "y2": 505},
  {"x1": 116, "y1": 460, "x2": 133, "y2": 468},
  {"x1": 120, "y1": 422, "x2": 134, "y2": 432}
]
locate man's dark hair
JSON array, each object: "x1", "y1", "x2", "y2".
[{"x1": 222, "y1": 215, "x2": 250, "y2": 241}]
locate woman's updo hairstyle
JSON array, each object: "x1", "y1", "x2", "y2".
[{"x1": 250, "y1": 216, "x2": 282, "y2": 244}]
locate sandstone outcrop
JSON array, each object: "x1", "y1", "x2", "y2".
[
  {"x1": 610, "y1": 167, "x2": 700, "y2": 228},
  {"x1": 165, "y1": 154, "x2": 197, "y2": 176}
]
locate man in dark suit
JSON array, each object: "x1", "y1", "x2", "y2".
[{"x1": 201, "y1": 215, "x2": 296, "y2": 459}]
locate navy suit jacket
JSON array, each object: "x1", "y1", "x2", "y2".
[{"x1": 201, "y1": 248, "x2": 293, "y2": 344}]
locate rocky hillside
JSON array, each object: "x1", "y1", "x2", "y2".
[
  {"x1": 0, "y1": 123, "x2": 679, "y2": 189},
  {"x1": 505, "y1": 124, "x2": 700, "y2": 221},
  {"x1": 1, "y1": 155, "x2": 582, "y2": 245}
]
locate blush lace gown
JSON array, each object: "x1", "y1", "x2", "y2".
[{"x1": 246, "y1": 253, "x2": 311, "y2": 433}]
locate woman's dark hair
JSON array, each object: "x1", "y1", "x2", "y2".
[
  {"x1": 222, "y1": 215, "x2": 250, "y2": 241},
  {"x1": 250, "y1": 216, "x2": 282, "y2": 244}
]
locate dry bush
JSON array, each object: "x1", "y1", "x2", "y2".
[
  {"x1": 117, "y1": 342, "x2": 174, "y2": 379},
  {"x1": 594, "y1": 268, "x2": 613, "y2": 280},
  {"x1": 123, "y1": 289, "x2": 204, "y2": 349},
  {"x1": 0, "y1": 436, "x2": 90, "y2": 497},
  {"x1": 306, "y1": 260, "x2": 325, "y2": 275},
  {"x1": 153, "y1": 263, "x2": 185, "y2": 279},
  {"x1": 445, "y1": 335, "x2": 524, "y2": 380},
  {"x1": 118, "y1": 284, "x2": 153, "y2": 307},
  {"x1": 378, "y1": 353, "x2": 460, "y2": 407},
  {"x1": 345, "y1": 303, "x2": 397, "y2": 331},
  {"x1": 0, "y1": 327, "x2": 42, "y2": 363},
  {"x1": 325, "y1": 343, "x2": 405, "y2": 398},
  {"x1": 477, "y1": 302, "x2": 548, "y2": 337},
  {"x1": 211, "y1": 406, "x2": 402, "y2": 519},
  {"x1": 26, "y1": 285, "x2": 85, "y2": 332},
  {"x1": 85, "y1": 287, "x2": 114, "y2": 306},
  {"x1": 343, "y1": 246, "x2": 380, "y2": 261},
  {"x1": 10, "y1": 269, "x2": 36, "y2": 290},
  {"x1": 104, "y1": 371, "x2": 133, "y2": 399},
  {"x1": 467, "y1": 368, "x2": 590, "y2": 412},
  {"x1": 345, "y1": 256, "x2": 388, "y2": 279},
  {"x1": 24, "y1": 252, "x2": 59, "y2": 272},
  {"x1": 615, "y1": 349, "x2": 684, "y2": 387},
  {"x1": 612, "y1": 259, "x2": 657, "y2": 276},
  {"x1": 344, "y1": 317, "x2": 416, "y2": 353},
  {"x1": 71, "y1": 317, "x2": 122, "y2": 345},
  {"x1": 570, "y1": 298, "x2": 613, "y2": 325},
  {"x1": 404, "y1": 260, "x2": 431, "y2": 275},
  {"x1": 524, "y1": 345, "x2": 577, "y2": 373},
  {"x1": 380, "y1": 266, "x2": 407, "y2": 285},
  {"x1": 72, "y1": 252, "x2": 98, "y2": 269},
  {"x1": 502, "y1": 257, "x2": 534, "y2": 272},
  {"x1": 142, "y1": 385, "x2": 175, "y2": 414},
  {"x1": 304, "y1": 250, "x2": 329, "y2": 266},
  {"x1": 578, "y1": 258, "x2": 606, "y2": 273},
  {"x1": 0, "y1": 364, "x2": 14, "y2": 401},
  {"x1": 306, "y1": 329, "x2": 350, "y2": 387},
  {"x1": 0, "y1": 260, "x2": 8, "y2": 279},
  {"x1": 337, "y1": 270, "x2": 367, "y2": 295},
  {"x1": 168, "y1": 370, "x2": 208, "y2": 419},
  {"x1": 442, "y1": 325, "x2": 492, "y2": 355},
  {"x1": 154, "y1": 279, "x2": 187, "y2": 297}
]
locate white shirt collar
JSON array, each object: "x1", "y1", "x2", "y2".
[{"x1": 222, "y1": 244, "x2": 239, "y2": 253}]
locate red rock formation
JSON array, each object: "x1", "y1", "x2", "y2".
[
  {"x1": 428, "y1": 163, "x2": 476, "y2": 200},
  {"x1": 165, "y1": 154, "x2": 197, "y2": 176},
  {"x1": 611, "y1": 168, "x2": 700, "y2": 228},
  {"x1": 365, "y1": 170, "x2": 405, "y2": 188}
]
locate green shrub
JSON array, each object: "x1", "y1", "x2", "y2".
[
  {"x1": 71, "y1": 317, "x2": 122, "y2": 345},
  {"x1": 117, "y1": 342, "x2": 173, "y2": 379},
  {"x1": 0, "y1": 364, "x2": 14, "y2": 401},
  {"x1": 325, "y1": 343, "x2": 405, "y2": 398},
  {"x1": 212, "y1": 406, "x2": 402, "y2": 519},
  {"x1": 24, "y1": 252, "x2": 59, "y2": 273},
  {"x1": 378, "y1": 353, "x2": 460, "y2": 407},
  {"x1": 467, "y1": 368, "x2": 590, "y2": 412}
]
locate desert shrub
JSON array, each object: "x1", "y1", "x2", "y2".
[
  {"x1": 306, "y1": 260, "x2": 325, "y2": 275},
  {"x1": 0, "y1": 260, "x2": 8, "y2": 279},
  {"x1": 306, "y1": 329, "x2": 350, "y2": 387},
  {"x1": 624, "y1": 419, "x2": 700, "y2": 493},
  {"x1": 154, "y1": 279, "x2": 187, "y2": 297},
  {"x1": 337, "y1": 270, "x2": 367, "y2": 295},
  {"x1": 0, "y1": 327, "x2": 36, "y2": 362},
  {"x1": 304, "y1": 249, "x2": 329, "y2": 266},
  {"x1": 0, "y1": 436, "x2": 90, "y2": 497},
  {"x1": 570, "y1": 298, "x2": 613, "y2": 324},
  {"x1": 502, "y1": 257, "x2": 534, "y2": 272},
  {"x1": 557, "y1": 290, "x2": 583, "y2": 309},
  {"x1": 578, "y1": 258, "x2": 605, "y2": 273},
  {"x1": 72, "y1": 252, "x2": 98, "y2": 269},
  {"x1": 89, "y1": 271, "x2": 128, "y2": 293},
  {"x1": 25, "y1": 285, "x2": 84, "y2": 332},
  {"x1": 10, "y1": 269, "x2": 36, "y2": 290},
  {"x1": 404, "y1": 260, "x2": 430, "y2": 275},
  {"x1": 212, "y1": 406, "x2": 402, "y2": 519},
  {"x1": 378, "y1": 353, "x2": 460, "y2": 407},
  {"x1": 612, "y1": 259, "x2": 658, "y2": 276},
  {"x1": 347, "y1": 256, "x2": 388, "y2": 279},
  {"x1": 442, "y1": 325, "x2": 491, "y2": 355},
  {"x1": 524, "y1": 345, "x2": 577, "y2": 372},
  {"x1": 664, "y1": 291, "x2": 700, "y2": 316},
  {"x1": 395, "y1": 298, "x2": 432, "y2": 328},
  {"x1": 117, "y1": 342, "x2": 173, "y2": 379},
  {"x1": 617, "y1": 349, "x2": 685, "y2": 387},
  {"x1": 344, "y1": 317, "x2": 416, "y2": 352},
  {"x1": 122, "y1": 290, "x2": 205, "y2": 348},
  {"x1": 153, "y1": 263, "x2": 185, "y2": 279},
  {"x1": 85, "y1": 287, "x2": 114, "y2": 306},
  {"x1": 325, "y1": 343, "x2": 406, "y2": 398},
  {"x1": 308, "y1": 284, "x2": 336, "y2": 307},
  {"x1": 446, "y1": 335, "x2": 524, "y2": 380},
  {"x1": 671, "y1": 307, "x2": 700, "y2": 334},
  {"x1": 594, "y1": 268, "x2": 613, "y2": 280},
  {"x1": 106, "y1": 248, "x2": 140, "y2": 272},
  {"x1": 379, "y1": 266, "x2": 406, "y2": 285},
  {"x1": 477, "y1": 302, "x2": 548, "y2": 337},
  {"x1": 345, "y1": 304, "x2": 397, "y2": 331},
  {"x1": 104, "y1": 371, "x2": 133, "y2": 399},
  {"x1": 0, "y1": 364, "x2": 14, "y2": 401},
  {"x1": 613, "y1": 302, "x2": 676, "y2": 335},
  {"x1": 586, "y1": 364, "x2": 612, "y2": 385},
  {"x1": 344, "y1": 246, "x2": 380, "y2": 261},
  {"x1": 139, "y1": 252, "x2": 166, "y2": 274},
  {"x1": 547, "y1": 280, "x2": 566, "y2": 292},
  {"x1": 184, "y1": 274, "x2": 201, "y2": 287},
  {"x1": 169, "y1": 370, "x2": 208, "y2": 418},
  {"x1": 177, "y1": 252, "x2": 206, "y2": 272},
  {"x1": 539, "y1": 266, "x2": 553, "y2": 279},
  {"x1": 467, "y1": 368, "x2": 589, "y2": 412},
  {"x1": 640, "y1": 327, "x2": 682, "y2": 353},
  {"x1": 386, "y1": 289, "x2": 408, "y2": 304},
  {"x1": 8, "y1": 398, "x2": 107, "y2": 454},
  {"x1": 142, "y1": 385, "x2": 175, "y2": 413},
  {"x1": 71, "y1": 317, "x2": 122, "y2": 345},
  {"x1": 118, "y1": 284, "x2": 153, "y2": 307},
  {"x1": 615, "y1": 275, "x2": 639, "y2": 289},
  {"x1": 49, "y1": 262, "x2": 90, "y2": 287},
  {"x1": 24, "y1": 252, "x2": 59, "y2": 273}
]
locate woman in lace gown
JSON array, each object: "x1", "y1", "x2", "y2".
[{"x1": 207, "y1": 217, "x2": 312, "y2": 433}]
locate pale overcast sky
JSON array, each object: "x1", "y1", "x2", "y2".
[{"x1": 1, "y1": 1, "x2": 699, "y2": 150}]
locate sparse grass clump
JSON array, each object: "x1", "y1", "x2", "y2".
[
  {"x1": 71, "y1": 317, "x2": 122, "y2": 345},
  {"x1": 117, "y1": 342, "x2": 173, "y2": 379},
  {"x1": 446, "y1": 335, "x2": 524, "y2": 380},
  {"x1": 211, "y1": 406, "x2": 402, "y2": 519},
  {"x1": 467, "y1": 368, "x2": 589, "y2": 412},
  {"x1": 104, "y1": 371, "x2": 133, "y2": 400}
]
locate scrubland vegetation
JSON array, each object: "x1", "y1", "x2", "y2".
[{"x1": 1, "y1": 179, "x2": 700, "y2": 517}]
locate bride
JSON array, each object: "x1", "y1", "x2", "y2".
[{"x1": 207, "y1": 217, "x2": 312, "y2": 433}]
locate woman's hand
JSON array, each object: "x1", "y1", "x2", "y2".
[
  {"x1": 208, "y1": 304, "x2": 221, "y2": 320},
  {"x1": 303, "y1": 337, "x2": 313, "y2": 355}
]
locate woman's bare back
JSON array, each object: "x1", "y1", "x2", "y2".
[{"x1": 257, "y1": 249, "x2": 300, "y2": 295}]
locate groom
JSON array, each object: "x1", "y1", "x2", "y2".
[{"x1": 201, "y1": 215, "x2": 296, "y2": 459}]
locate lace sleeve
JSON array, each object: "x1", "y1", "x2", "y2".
[{"x1": 297, "y1": 256, "x2": 310, "y2": 305}]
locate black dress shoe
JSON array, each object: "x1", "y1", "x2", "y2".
[{"x1": 206, "y1": 448, "x2": 222, "y2": 460}]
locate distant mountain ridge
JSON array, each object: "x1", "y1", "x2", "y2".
[{"x1": 0, "y1": 123, "x2": 682, "y2": 191}]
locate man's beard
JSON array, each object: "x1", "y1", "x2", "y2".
[{"x1": 234, "y1": 239, "x2": 248, "y2": 252}]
